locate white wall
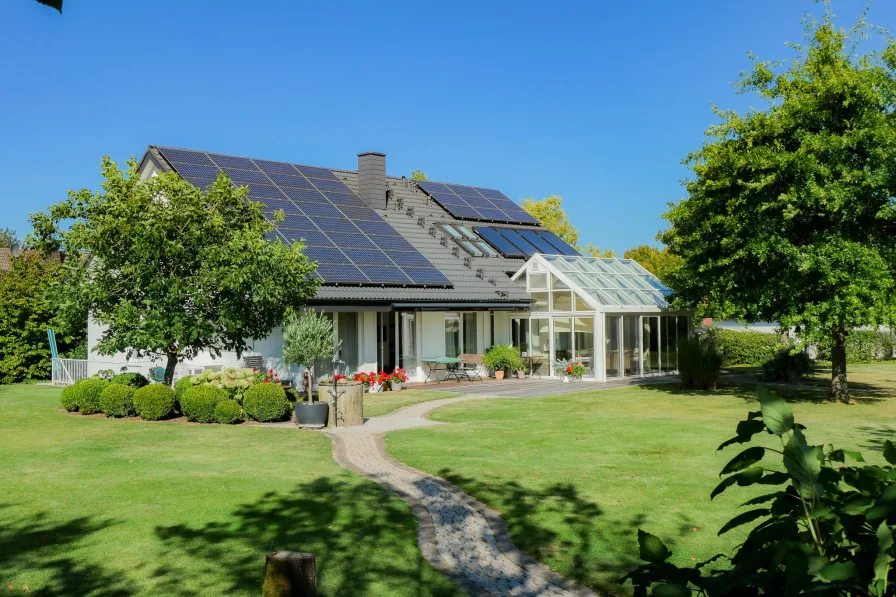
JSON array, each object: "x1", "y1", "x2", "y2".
[{"x1": 493, "y1": 311, "x2": 511, "y2": 345}]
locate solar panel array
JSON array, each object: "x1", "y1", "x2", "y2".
[
  {"x1": 415, "y1": 180, "x2": 540, "y2": 225},
  {"x1": 474, "y1": 226, "x2": 580, "y2": 259},
  {"x1": 155, "y1": 147, "x2": 452, "y2": 287}
]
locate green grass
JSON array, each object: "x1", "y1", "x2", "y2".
[
  {"x1": 385, "y1": 365, "x2": 896, "y2": 595},
  {"x1": 0, "y1": 384, "x2": 463, "y2": 597},
  {"x1": 363, "y1": 389, "x2": 459, "y2": 418}
]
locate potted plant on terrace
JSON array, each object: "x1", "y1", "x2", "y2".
[
  {"x1": 554, "y1": 358, "x2": 571, "y2": 382},
  {"x1": 390, "y1": 368, "x2": 408, "y2": 391},
  {"x1": 283, "y1": 310, "x2": 337, "y2": 427},
  {"x1": 566, "y1": 361, "x2": 586, "y2": 382},
  {"x1": 484, "y1": 345, "x2": 523, "y2": 380}
]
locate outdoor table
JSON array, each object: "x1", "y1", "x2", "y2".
[
  {"x1": 522, "y1": 352, "x2": 545, "y2": 379},
  {"x1": 421, "y1": 357, "x2": 463, "y2": 383}
]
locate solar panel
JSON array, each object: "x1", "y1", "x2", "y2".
[
  {"x1": 474, "y1": 226, "x2": 526, "y2": 258},
  {"x1": 416, "y1": 180, "x2": 539, "y2": 225},
  {"x1": 517, "y1": 229, "x2": 558, "y2": 254},
  {"x1": 496, "y1": 229, "x2": 538, "y2": 256},
  {"x1": 537, "y1": 230, "x2": 580, "y2": 255},
  {"x1": 156, "y1": 146, "x2": 452, "y2": 287}
]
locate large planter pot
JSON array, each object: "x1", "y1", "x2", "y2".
[
  {"x1": 368, "y1": 383, "x2": 384, "y2": 393},
  {"x1": 294, "y1": 402, "x2": 328, "y2": 428},
  {"x1": 319, "y1": 381, "x2": 365, "y2": 427},
  {"x1": 392, "y1": 382, "x2": 404, "y2": 391},
  {"x1": 562, "y1": 375, "x2": 570, "y2": 383},
  {"x1": 495, "y1": 370, "x2": 505, "y2": 380},
  {"x1": 517, "y1": 371, "x2": 526, "y2": 380}
]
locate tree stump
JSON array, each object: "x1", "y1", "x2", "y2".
[
  {"x1": 319, "y1": 381, "x2": 364, "y2": 427},
  {"x1": 263, "y1": 551, "x2": 316, "y2": 597}
]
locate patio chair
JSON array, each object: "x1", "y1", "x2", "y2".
[{"x1": 457, "y1": 354, "x2": 484, "y2": 381}]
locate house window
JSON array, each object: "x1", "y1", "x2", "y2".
[
  {"x1": 439, "y1": 224, "x2": 497, "y2": 257},
  {"x1": 463, "y1": 313, "x2": 478, "y2": 354},
  {"x1": 445, "y1": 313, "x2": 460, "y2": 358},
  {"x1": 446, "y1": 312, "x2": 478, "y2": 357}
]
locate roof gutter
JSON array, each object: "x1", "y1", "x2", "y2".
[{"x1": 391, "y1": 302, "x2": 531, "y2": 311}]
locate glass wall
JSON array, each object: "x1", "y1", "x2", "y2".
[
  {"x1": 531, "y1": 292, "x2": 549, "y2": 312},
  {"x1": 530, "y1": 318, "x2": 550, "y2": 376},
  {"x1": 551, "y1": 278, "x2": 573, "y2": 311},
  {"x1": 574, "y1": 317, "x2": 594, "y2": 376},
  {"x1": 512, "y1": 318, "x2": 530, "y2": 353},
  {"x1": 623, "y1": 315, "x2": 641, "y2": 376},
  {"x1": 605, "y1": 315, "x2": 620, "y2": 378},
  {"x1": 553, "y1": 318, "x2": 573, "y2": 366},
  {"x1": 643, "y1": 316, "x2": 660, "y2": 374},
  {"x1": 463, "y1": 313, "x2": 477, "y2": 354},
  {"x1": 661, "y1": 316, "x2": 676, "y2": 371}
]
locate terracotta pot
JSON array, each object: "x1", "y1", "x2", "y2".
[{"x1": 495, "y1": 370, "x2": 505, "y2": 380}]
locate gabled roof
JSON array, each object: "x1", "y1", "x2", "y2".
[{"x1": 511, "y1": 254, "x2": 672, "y2": 311}]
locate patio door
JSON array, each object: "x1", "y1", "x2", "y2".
[{"x1": 400, "y1": 313, "x2": 417, "y2": 375}]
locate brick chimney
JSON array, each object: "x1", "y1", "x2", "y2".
[{"x1": 357, "y1": 152, "x2": 387, "y2": 210}]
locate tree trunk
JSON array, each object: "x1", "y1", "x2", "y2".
[
  {"x1": 829, "y1": 325, "x2": 849, "y2": 404},
  {"x1": 305, "y1": 365, "x2": 313, "y2": 404},
  {"x1": 163, "y1": 352, "x2": 179, "y2": 387},
  {"x1": 263, "y1": 551, "x2": 316, "y2": 597}
]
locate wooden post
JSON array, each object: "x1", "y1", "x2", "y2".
[{"x1": 263, "y1": 551, "x2": 317, "y2": 597}]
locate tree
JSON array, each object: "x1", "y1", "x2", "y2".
[
  {"x1": 0, "y1": 253, "x2": 82, "y2": 383},
  {"x1": 661, "y1": 8, "x2": 896, "y2": 403},
  {"x1": 582, "y1": 243, "x2": 617, "y2": 258},
  {"x1": 521, "y1": 196, "x2": 579, "y2": 247},
  {"x1": 410, "y1": 170, "x2": 429, "y2": 181},
  {"x1": 29, "y1": 157, "x2": 319, "y2": 385},
  {"x1": 0, "y1": 228, "x2": 19, "y2": 249},
  {"x1": 282, "y1": 310, "x2": 337, "y2": 400},
  {"x1": 623, "y1": 245, "x2": 678, "y2": 283}
]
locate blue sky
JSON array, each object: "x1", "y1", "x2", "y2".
[{"x1": 1, "y1": 0, "x2": 892, "y2": 253}]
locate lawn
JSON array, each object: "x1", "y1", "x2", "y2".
[
  {"x1": 0, "y1": 384, "x2": 463, "y2": 597},
  {"x1": 385, "y1": 364, "x2": 896, "y2": 595},
  {"x1": 363, "y1": 389, "x2": 459, "y2": 418}
]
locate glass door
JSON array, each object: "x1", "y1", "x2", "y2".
[
  {"x1": 623, "y1": 315, "x2": 641, "y2": 377},
  {"x1": 400, "y1": 313, "x2": 417, "y2": 375},
  {"x1": 643, "y1": 316, "x2": 660, "y2": 374},
  {"x1": 574, "y1": 318, "x2": 594, "y2": 377},
  {"x1": 605, "y1": 315, "x2": 621, "y2": 378}
]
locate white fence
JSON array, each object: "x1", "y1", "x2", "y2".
[{"x1": 51, "y1": 358, "x2": 89, "y2": 386}]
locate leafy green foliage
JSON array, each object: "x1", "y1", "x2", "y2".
[
  {"x1": 660, "y1": 9, "x2": 896, "y2": 402},
  {"x1": 174, "y1": 375, "x2": 193, "y2": 400},
  {"x1": 189, "y1": 367, "x2": 260, "y2": 403},
  {"x1": 0, "y1": 227, "x2": 18, "y2": 249},
  {"x1": 110, "y1": 372, "x2": 149, "y2": 389},
  {"x1": 283, "y1": 310, "x2": 336, "y2": 401},
  {"x1": 132, "y1": 384, "x2": 175, "y2": 421},
  {"x1": 704, "y1": 327, "x2": 782, "y2": 366},
  {"x1": 243, "y1": 383, "x2": 288, "y2": 422},
  {"x1": 761, "y1": 348, "x2": 814, "y2": 383},
  {"x1": 214, "y1": 399, "x2": 244, "y2": 424},
  {"x1": 582, "y1": 243, "x2": 617, "y2": 258},
  {"x1": 28, "y1": 157, "x2": 318, "y2": 385},
  {"x1": 99, "y1": 384, "x2": 136, "y2": 418},
  {"x1": 0, "y1": 253, "x2": 83, "y2": 383},
  {"x1": 180, "y1": 385, "x2": 228, "y2": 423},
  {"x1": 817, "y1": 330, "x2": 896, "y2": 364},
  {"x1": 621, "y1": 389, "x2": 896, "y2": 596},
  {"x1": 410, "y1": 170, "x2": 428, "y2": 181},
  {"x1": 623, "y1": 245, "x2": 679, "y2": 285},
  {"x1": 71, "y1": 378, "x2": 109, "y2": 415},
  {"x1": 483, "y1": 344, "x2": 524, "y2": 373},
  {"x1": 59, "y1": 385, "x2": 78, "y2": 412},
  {"x1": 676, "y1": 335, "x2": 721, "y2": 390},
  {"x1": 521, "y1": 196, "x2": 579, "y2": 247}
]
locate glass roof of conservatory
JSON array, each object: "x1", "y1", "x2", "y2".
[{"x1": 529, "y1": 255, "x2": 673, "y2": 308}]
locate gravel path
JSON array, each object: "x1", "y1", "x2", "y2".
[{"x1": 325, "y1": 394, "x2": 599, "y2": 597}]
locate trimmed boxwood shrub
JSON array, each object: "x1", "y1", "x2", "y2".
[
  {"x1": 181, "y1": 385, "x2": 228, "y2": 423},
  {"x1": 133, "y1": 384, "x2": 176, "y2": 421},
  {"x1": 704, "y1": 327, "x2": 781, "y2": 366},
  {"x1": 215, "y1": 399, "x2": 244, "y2": 424},
  {"x1": 761, "y1": 348, "x2": 814, "y2": 383},
  {"x1": 60, "y1": 385, "x2": 78, "y2": 412},
  {"x1": 72, "y1": 378, "x2": 110, "y2": 414},
  {"x1": 111, "y1": 372, "x2": 149, "y2": 389},
  {"x1": 100, "y1": 384, "x2": 136, "y2": 417},
  {"x1": 243, "y1": 383, "x2": 288, "y2": 422},
  {"x1": 677, "y1": 335, "x2": 722, "y2": 390},
  {"x1": 174, "y1": 375, "x2": 194, "y2": 400}
]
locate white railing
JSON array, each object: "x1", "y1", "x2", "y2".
[{"x1": 51, "y1": 358, "x2": 89, "y2": 386}]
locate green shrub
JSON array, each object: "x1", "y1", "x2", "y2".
[
  {"x1": 180, "y1": 385, "x2": 228, "y2": 423},
  {"x1": 111, "y1": 372, "x2": 150, "y2": 389},
  {"x1": 677, "y1": 335, "x2": 722, "y2": 390},
  {"x1": 174, "y1": 375, "x2": 195, "y2": 400},
  {"x1": 815, "y1": 329, "x2": 896, "y2": 364},
  {"x1": 60, "y1": 385, "x2": 78, "y2": 412},
  {"x1": 100, "y1": 384, "x2": 136, "y2": 417},
  {"x1": 704, "y1": 326, "x2": 782, "y2": 366},
  {"x1": 71, "y1": 378, "x2": 109, "y2": 414},
  {"x1": 243, "y1": 383, "x2": 288, "y2": 422},
  {"x1": 215, "y1": 399, "x2": 244, "y2": 424},
  {"x1": 622, "y1": 388, "x2": 896, "y2": 596},
  {"x1": 190, "y1": 367, "x2": 259, "y2": 402},
  {"x1": 761, "y1": 348, "x2": 814, "y2": 383},
  {"x1": 483, "y1": 344, "x2": 524, "y2": 373},
  {"x1": 133, "y1": 384, "x2": 176, "y2": 421}
]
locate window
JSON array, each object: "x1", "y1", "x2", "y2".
[
  {"x1": 605, "y1": 315, "x2": 621, "y2": 378},
  {"x1": 439, "y1": 224, "x2": 497, "y2": 258},
  {"x1": 512, "y1": 318, "x2": 530, "y2": 353},
  {"x1": 661, "y1": 316, "x2": 677, "y2": 371},
  {"x1": 531, "y1": 292, "x2": 549, "y2": 312},
  {"x1": 643, "y1": 316, "x2": 660, "y2": 374},
  {"x1": 463, "y1": 313, "x2": 478, "y2": 354},
  {"x1": 445, "y1": 313, "x2": 460, "y2": 358},
  {"x1": 445, "y1": 312, "x2": 478, "y2": 357},
  {"x1": 530, "y1": 318, "x2": 550, "y2": 376},
  {"x1": 623, "y1": 315, "x2": 641, "y2": 376},
  {"x1": 528, "y1": 271, "x2": 548, "y2": 290},
  {"x1": 574, "y1": 318, "x2": 594, "y2": 376}
]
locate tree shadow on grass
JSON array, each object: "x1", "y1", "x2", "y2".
[
  {"x1": 637, "y1": 377, "x2": 893, "y2": 405},
  {"x1": 432, "y1": 470, "x2": 693, "y2": 595},
  {"x1": 154, "y1": 477, "x2": 461, "y2": 597},
  {"x1": 854, "y1": 424, "x2": 896, "y2": 452},
  {"x1": 0, "y1": 504, "x2": 133, "y2": 596}
]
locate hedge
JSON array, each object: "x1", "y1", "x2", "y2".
[
  {"x1": 60, "y1": 385, "x2": 78, "y2": 412},
  {"x1": 243, "y1": 383, "x2": 288, "y2": 422},
  {"x1": 111, "y1": 372, "x2": 150, "y2": 389},
  {"x1": 100, "y1": 384, "x2": 136, "y2": 417},
  {"x1": 704, "y1": 327, "x2": 782, "y2": 366},
  {"x1": 133, "y1": 384, "x2": 176, "y2": 421},
  {"x1": 215, "y1": 399, "x2": 244, "y2": 424},
  {"x1": 72, "y1": 378, "x2": 110, "y2": 415},
  {"x1": 174, "y1": 375, "x2": 194, "y2": 400},
  {"x1": 180, "y1": 385, "x2": 229, "y2": 423}
]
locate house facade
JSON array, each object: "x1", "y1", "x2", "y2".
[{"x1": 86, "y1": 146, "x2": 688, "y2": 383}]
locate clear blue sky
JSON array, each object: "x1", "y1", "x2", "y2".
[{"x1": 1, "y1": 0, "x2": 892, "y2": 253}]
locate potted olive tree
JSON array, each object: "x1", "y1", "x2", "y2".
[{"x1": 283, "y1": 310, "x2": 336, "y2": 427}]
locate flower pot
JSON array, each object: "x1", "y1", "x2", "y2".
[
  {"x1": 368, "y1": 383, "x2": 384, "y2": 393},
  {"x1": 294, "y1": 402, "x2": 328, "y2": 428},
  {"x1": 562, "y1": 375, "x2": 570, "y2": 383},
  {"x1": 392, "y1": 382, "x2": 404, "y2": 391},
  {"x1": 517, "y1": 372, "x2": 526, "y2": 380},
  {"x1": 495, "y1": 370, "x2": 505, "y2": 380},
  {"x1": 572, "y1": 376, "x2": 583, "y2": 383}
]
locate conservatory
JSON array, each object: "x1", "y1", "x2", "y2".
[{"x1": 509, "y1": 255, "x2": 692, "y2": 382}]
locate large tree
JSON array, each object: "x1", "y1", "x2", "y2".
[
  {"x1": 662, "y1": 8, "x2": 896, "y2": 402},
  {"x1": 29, "y1": 157, "x2": 319, "y2": 385},
  {"x1": 623, "y1": 245, "x2": 679, "y2": 284},
  {"x1": 522, "y1": 196, "x2": 579, "y2": 246},
  {"x1": 0, "y1": 228, "x2": 19, "y2": 249}
]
